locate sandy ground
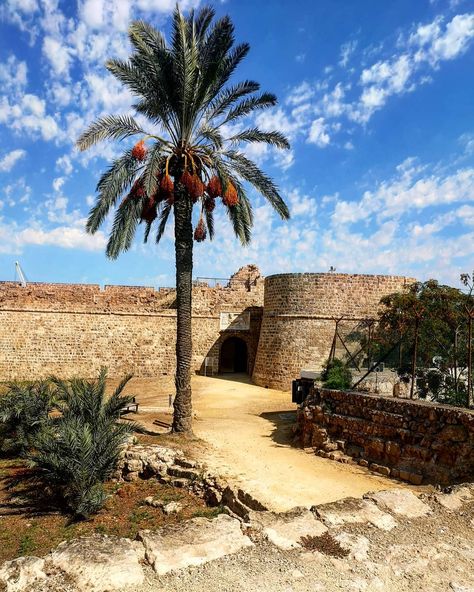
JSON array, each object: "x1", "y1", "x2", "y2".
[{"x1": 125, "y1": 374, "x2": 398, "y2": 511}]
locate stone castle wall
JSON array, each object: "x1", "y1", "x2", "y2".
[
  {"x1": 0, "y1": 266, "x2": 264, "y2": 380},
  {"x1": 296, "y1": 387, "x2": 474, "y2": 485},
  {"x1": 252, "y1": 273, "x2": 415, "y2": 390},
  {"x1": 0, "y1": 267, "x2": 415, "y2": 386}
]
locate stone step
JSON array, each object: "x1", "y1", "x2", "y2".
[
  {"x1": 167, "y1": 465, "x2": 201, "y2": 480},
  {"x1": 174, "y1": 457, "x2": 198, "y2": 470}
]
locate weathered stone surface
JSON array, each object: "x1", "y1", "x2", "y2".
[
  {"x1": 295, "y1": 387, "x2": 474, "y2": 485},
  {"x1": 434, "y1": 487, "x2": 473, "y2": 511},
  {"x1": 167, "y1": 466, "x2": 201, "y2": 480},
  {"x1": 49, "y1": 535, "x2": 145, "y2": 591},
  {"x1": 174, "y1": 458, "x2": 198, "y2": 469},
  {"x1": 250, "y1": 508, "x2": 327, "y2": 550},
  {"x1": 163, "y1": 501, "x2": 182, "y2": 515},
  {"x1": 253, "y1": 273, "x2": 413, "y2": 390},
  {"x1": 313, "y1": 497, "x2": 397, "y2": 531},
  {"x1": 450, "y1": 582, "x2": 474, "y2": 592},
  {"x1": 0, "y1": 557, "x2": 47, "y2": 592},
  {"x1": 0, "y1": 265, "x2": 264, "y2": 381},
  {"x1": 138, "y1": 514, "x2": 253, "y2": 575},
  {"x1": 334, "y1": 532, "x2": 371, "y2": 561},
  {"x1": 367, "y1": 489, "x2": 432, "y2": 518},
  {"x1": 221, "y1": 487, "x2": 252, "y2": 521}
]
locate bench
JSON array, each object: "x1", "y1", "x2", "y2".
[{"x1": 120, "y1": 397, "x2": 139, "y2": 416}]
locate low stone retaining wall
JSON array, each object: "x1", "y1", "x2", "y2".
[{"x1": 295, "y1": 388, "x2": 474, "y2": 485}]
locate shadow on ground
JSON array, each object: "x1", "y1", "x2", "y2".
[{"x1": 259, "y1": 410, "x2": 297, "y2": 447}]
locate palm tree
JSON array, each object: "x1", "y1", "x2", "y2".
[
  {"x1": 30, "y1": 369, "x2": 141, "y2": 518},
  {"x1": 76, "y1": 6, "x2": 291, "y2": 433}
]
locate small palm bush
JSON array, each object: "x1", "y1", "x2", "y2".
[
  {"x1": 29, "y1": 368, "x2": 140, "y2": 518},
  {"x1": 321, "y1": 358, "x2": 352, "y2": 390},
  {"x1": 0, "y1": 380, "x2": 56, "y2": 455}
]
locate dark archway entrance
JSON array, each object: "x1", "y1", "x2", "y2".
[{"x1": 219, "y1": 337, "x2": 248, "y2": 373}]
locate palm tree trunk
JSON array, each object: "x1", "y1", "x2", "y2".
[{"x1": 172, "y1": 187, "x2": 193, "y2": 433}]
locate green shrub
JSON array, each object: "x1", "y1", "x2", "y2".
[
  {"x1": 321, "y1": 358, "x2": 352, "y2": 390},
  {"x1": 29, "y1": 368, "x2": 141, "y2": 519},
  {"x1": 416, "y1": 368, "x2": 467, "y2": 407},
  {"x1": 0, "y1": 381, "x2": 56, "y2": 456}
]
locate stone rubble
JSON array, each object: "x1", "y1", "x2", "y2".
[
  {"x1": 115, "y1": 443, "x2": 225, "y2": 507},
  {"x1": 433, "y1": 486, "x2": 472, "y2": 511}
]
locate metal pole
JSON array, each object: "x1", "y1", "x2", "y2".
[
  {"x1": 454, "y1": 327, "x2": 458, "y2": 395},
  {"x1": 410, "y1": 317, "x2": 419, "y2": 400},
  {"x1": 468, "y1": 313, "x2": 473, "y2": 408}
]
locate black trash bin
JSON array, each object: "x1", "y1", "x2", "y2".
[{"x1": 292, "y1": 377, "x2": 315, "y2": 404}]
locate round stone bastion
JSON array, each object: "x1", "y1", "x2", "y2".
[{"x1": 252, "y1": 272, "x2": 415, "y2": 391}]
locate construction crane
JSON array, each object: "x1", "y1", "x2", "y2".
[{"x1": 15, "y1": 261, "x2": 28, "y2": 287}]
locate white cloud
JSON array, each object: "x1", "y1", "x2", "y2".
[
  {"x1": 0, "y1": 222, "x2": 106, "y2": 253},
  {"x1": 425, "y1": 13, "x2": 474, "y2": 62},
  {"x1": 339, "y1": 40, "x2": 357, "y2": 67},
  {"x1": 318, "y1": 83, "x2": 348, "y2": 118},
  {"x1": 2, "y1": 177, "x2": 31, "y2": 205},
  {"x1": 136, "y1": 0, "x2": 201, "y2": 12},
  {"x1": 43, "y1": 36, "x2": 72, "y2": 76},
  {"x1": 0, "y1": 55, "x2": 28, "y2": 91},
  {"x1": 56, "y1": 154, "x2": 73, "y2": 175},
  {"x1": 332, "y1": 159, "x2": 474, "y2": 225},
  {"x1": 52, "y1": 177, "x2": 65, "y2": 192},
  {"x1": 409, "y1": 17, "x2": 443, "y2": 47},
  {"x1": 80, "y1": 0, "x2": 105, "y2": 29},
  {"x1": 7, "y1": 0, "x2": 38, "y2": 13},
  {"x1": 0, "y1": 149, "x2": 26, "y2": 172},
  {"x1": 284, "y1": 12, "x2": 474, "y2": 142},
  {"x1": 287, "y1": 188, "x2": 318, "y2": 217},
  {"x1": 255, "y1": 107, "x2": 299, "y2": 139},
  {"x1": 308, "y1": 118, "x2": 330, "y2": 147},
  {"x1": 287, "y1": 82, "x2": 314, "y2": 106}
]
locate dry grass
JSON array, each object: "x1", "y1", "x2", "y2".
[{"x1": 299, "y1": 532, "x2": 349, "y2": 558}]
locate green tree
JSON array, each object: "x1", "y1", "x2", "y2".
[
  {"x1": 76, "y1": 7, "x2": 290, "y2": 433},
  {"x1": 376, "y1": 280, "x2": 470, "y2": 404},
  {"x1": 320, "y1": 358, "x2": 352, "y2": 390}
]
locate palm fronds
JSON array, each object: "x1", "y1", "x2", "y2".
[
  {"x1": 87, "y1": 150, "x2": 138, "y2": 234},
  {"x1": 78, "y1": 5, "x2": 291, "y2": 259},
  {"x1": 0, "y1": 380, "x2": 56, "y2": 456},
  {"x1": 76, "y1": 115, "x2": 145, "y2": 151},
  {"x1": 30, "y1": 368, "x2": 141, "y2": 519}
]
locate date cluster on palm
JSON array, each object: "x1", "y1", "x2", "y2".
[{"x1": 130, "y1": 140, "x2": 240, "y2": 242}]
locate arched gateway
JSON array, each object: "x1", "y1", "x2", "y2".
[{"x1": 219, "y1": 336, "x2": 248, "y2": 373}]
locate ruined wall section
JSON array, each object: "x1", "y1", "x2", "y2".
[
  {"x1": 253, "y1": 273, "x2": 415, "y2": 390},
  {"x1": 0, "y1": 266, "x2": 264, "y2": 380},
  {"x1": 296, "y1": 388, "x2": 474, "y2": 485}
]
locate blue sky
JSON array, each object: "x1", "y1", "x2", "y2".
[{"x1": 0, "y1": 0, "x2": 473, "y2": 288}]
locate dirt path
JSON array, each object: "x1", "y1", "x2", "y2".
[
  {"x1": 129, "y1": 374, "x2": 399, "y2": 511},
  {"x1": 190, "y1": 375, "x2": 398, "y2": 510}
]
